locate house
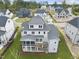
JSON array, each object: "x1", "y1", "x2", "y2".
[
  {"x1": 54, "y1": 5, "x2": 63, "y2": 11},
  {"x1": 0, "y1": 30, "x2": 7, "y2": 49},
  {"x1": 16, "y1": 8, "x2": 31, "y2": 18},
  {"x1": 64, "y1": 17, "x2": 79, "y2": 45},
  {"x1": 55, "y1": 9, "x2": 72, "y2": 19},
  {"x1": 21, "y1": 16, "x2": 60, "y2": 53},
  {"x1": 41, "y1": 5, "x2": 47, "y2": 10},
  {"x1": 47, "y1": 6, "x2": 54, "y2": 11},
  {"x1": 0, "y1": 9, "x2": 13, "y2": 18},
  {"x1": 34, "y1": 9, "x2": 47, "y2": 17},
  {"x1": 0, "y1": 16, "x2": 15, "y2": 49}
]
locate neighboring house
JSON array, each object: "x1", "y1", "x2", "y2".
[
  {"x1": 47, "y1": 6, "x2": 54, "y2": 11},
  {"x1": 41, "y1": 5, "x2": 47, "y2": 10},
  {"x1": 34, "y1": 9, "x2": 47, "y2": 17},
  {"x1": 0, "y1": 16, "x2": 15, "y2": 49},
  {"x1": 55, "y1": 9, "x2": 72, "y2": 19},
  {"x1": 64, "y1": 17, "x2": 79, "y2": 45},
  {"x1": 21, "y1": 16, "x2": 60, "y2": 53},
  {"x1": 16, "y1": 8, "x2": 31, "y2": 18},
  {"x1": 53, "y1": 5, "x2": 63, "y2": 12},
  {"x1": 0, "y1": 9, "x2": 13, "y2": 18}
]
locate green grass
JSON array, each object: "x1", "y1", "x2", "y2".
[
  {"x1": 3, "y1": 28, "x2": 73, "y2": 59},
  {"x1": 15, "y1": 18, "x2": 31, "y2": 23}
]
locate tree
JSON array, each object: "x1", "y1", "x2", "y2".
[
  {"x1": 0, "y1": 0, "x2": 5, "y2": 9},
  {"x1": 62, "y1": 0, "x2": 67, "y2": 9},
  {"x1": 3, "y1": 0, "x2": 10, "y2": 9},
  {"x1": 53, "y1": 1, "x2": 57, "y2": 7}
]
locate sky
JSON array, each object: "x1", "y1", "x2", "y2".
[
  {"x1": 24, "y1": 0, "x2": 79, "y2": 4},
  {"x1": 10, "y1": 0, "x2": 79, "y2": 5}
]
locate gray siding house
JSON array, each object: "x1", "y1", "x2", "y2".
[
  {"x1": 65, "y1": 17, "x2": 79, "y2": 45},
  {"x1": 16, "y1": 8, "x2": 31, "y2": 18},
  {"x1": 55, "y1": 9, "x2": 71, "y2": 19},
  {"x1": 21, "y1": 16, "x2": 60, "y2": 53}
]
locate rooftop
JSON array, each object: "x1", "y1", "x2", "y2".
[
  {"x1": 0, "y1": 16, "x2": 8, "y2": 27},
  {"x1": 29, "y1": 16, "x2": 45, "y2": 24},
  {"x1": 68, "y1": 17, "x2": 79, "y2": 28},
  {"x1": 35, "y1": 9, "x2": 47, "y2": 13}
]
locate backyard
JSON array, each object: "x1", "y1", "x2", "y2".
[
  {"x1": 15, "y1": 17, "x2": 31, "y2": 23},
  {"x1": 3, "y1": 28, "x2": 73, "y2": 59}
]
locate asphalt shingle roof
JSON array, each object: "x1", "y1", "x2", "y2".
[
  {"x1": 35, "y1": 9, "x2": 47, "y2": 13},
  {"x1": 68, "y1": 17, "x2": 79, "y2": 28},
  {"x1": 0, "y1": 16, "x2": 8, "y2": 27},
  {"x1": 29, "y1": 16, "x2": 45, "y2": 24}
]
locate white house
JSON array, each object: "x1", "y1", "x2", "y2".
[
  {"x1": 0, "y1": 16, "x2": 15, "y2": 49},
  {"x1": 0, "y1": 9, "x2": 13, "y2": 18},
  {"x1": 64, "y1": 17, "x2": 79, "y2": 45},
  {"x1": 21, "y1": 16, "x2": 60, "y2": 53}
]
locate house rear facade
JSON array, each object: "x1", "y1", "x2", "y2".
[{"x1": 21, "y1": 16, "x2": 60, "y2": 53}]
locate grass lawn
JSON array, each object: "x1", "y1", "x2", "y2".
[
  {"x1": 15, "y1": 17, "x2": 31, "y2": 23},
  {"x1": 3, "y1": 28, "x2": 74, "y2": 59}
]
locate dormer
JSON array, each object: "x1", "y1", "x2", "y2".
[{"x1": 29, "y1": 16, "x2": 45, "y2": 29}]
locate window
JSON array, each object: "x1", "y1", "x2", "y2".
[
  {"x1": 31, "y1": 41, "x2": 34, "y2": 44},
  {"x1": 26, "y1": 41, "x2": 30, "y2": 46},
  {"x1": 23, "y1": 41, "x2": 25, "y2": 45},
  {"x1": 27, "y1": 47, "x2": 30, "y2": 50},
  {"x1": 39, "y1": 25, "x2": 42, "y2": 28},
  {"x1": 40, "y1": 39, "x2": 42, "y2": 42},
  {"x1": 36, "y1": 39, "x2": 39, "y2": 42},
  {"x1": 44, "y1": 32, "x2": 45, "y2": 34},
  {"x1": 54, "y1": 42, "x2": 56, "y2": 44},
  {"x1": 31, "y1": 47, "x2": 35, "y2": 51},
  {"x1": 77, "y1": 41, "x2": 79, "y2": 43},
  {"x1": 30, "y1": 25, "x2": 33, "y2": 28},
  {"x1": 24, "y1": 31, "x2": 27, "y2": 34},
  {"x1": 36, "y1": 39, "x2": 42, "y2": 42},
  {"x1": 8, "y1": 20, "x2": 10, "y2": 22},
  {"x1": 32, "y1": 32, "x2": 35, "y2": 34},
  {"x1": 53, "y1": 48, "x2": 55, "y2": 50},
  {"x1": 69, "y1": 31, "x2": 71, "y2": 33},
  {"x1": 38, "y1": 32, "x2": 40, "y2": 34},
  {"x1": 0, "y1": 41, "x2": 1, "y2": 44}
]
